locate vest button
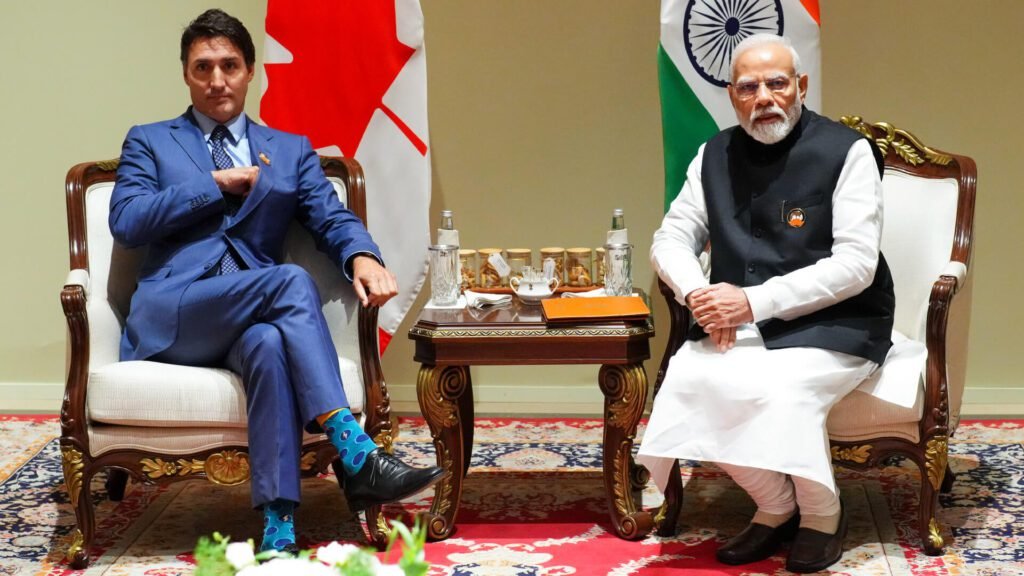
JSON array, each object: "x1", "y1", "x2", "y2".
[
  {"x1": 747, "y1": 264, "x2": 756, "y2": 273},
  {"x1": 754, "y1": 228, "x2": 763, "y2": 238}
]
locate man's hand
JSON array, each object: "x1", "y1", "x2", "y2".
[
  {"x1": 687, "y1": 282, "x2": 754, "y2": 333},
  {"x1": 708, "y1": 326, "x2": 737, "y2": 352},
  {"x1": 212, "y1": 167, "x2": 259, "y2": 197},
  {"x1": 352, "y1": 255, "x2": 398, "y2": 308}
]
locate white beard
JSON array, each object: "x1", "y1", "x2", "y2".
[{"x1": 739, "y1": 99, "x2": 803, "y2": 144}]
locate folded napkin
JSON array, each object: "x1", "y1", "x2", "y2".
[{"x1": 464, "y1": 290, "x2": 513, "y2": 309}]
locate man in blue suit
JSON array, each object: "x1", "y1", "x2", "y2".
[{"x1": 110, "y1": 9, "x2": 442, "y2": 553}]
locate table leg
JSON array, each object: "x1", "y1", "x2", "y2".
[
  {"x1": 458, "y1": 370, "x2": 475, "y2": 478},
  {"x1": 599, "y1": 363, "x2": 654, "y2": 540},
  {"x1": 416, "y1": 364, "x2": 470, "y2": 540}
]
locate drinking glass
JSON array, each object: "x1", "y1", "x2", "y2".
[
  {"x1": 429, "y1": 244, "x2": 460, "y2": 305},
  {"x1": 604, "y1": 243, "x2": 633, "y2": 296}
]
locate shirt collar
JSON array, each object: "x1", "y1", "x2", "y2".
[{"x1": 191, "y1": 108, "x2": 247, "y2": 144}]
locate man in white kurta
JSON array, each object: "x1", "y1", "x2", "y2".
[{"x1": 636, "y1": 34, "x2": 894, "y2": 574}]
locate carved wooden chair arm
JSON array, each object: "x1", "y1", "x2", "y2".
[
  {"x1": 920, "y1": 274, "x2": 959, "y2": 435},
  {"x1": 60, "y1": 272, "x2": 91, "y2": 443},
  {"x1": 655, "y1": 278, "x2": 693, "y2": 397},
  {"x1": 357, "y1": 304, "x2": 393, "y2": 452}
]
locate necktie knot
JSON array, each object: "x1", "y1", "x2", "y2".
[{"x1": 211, "y1": 124, "x2": 230, "y2": 145}]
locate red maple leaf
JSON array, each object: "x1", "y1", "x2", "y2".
[{"x1": 262, "y1": 0, "x2": 426, "y2": 157}]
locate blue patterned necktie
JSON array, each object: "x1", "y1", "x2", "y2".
[
  {"x1": 210, "y1": 124, "x2": 235, "y2": 170},
  {"x1": 210, "y1": 125, "x2": 242, "y2": 275}
]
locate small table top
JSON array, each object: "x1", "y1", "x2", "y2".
[{"x1": 409, "y1": 292, "x2": 654, "y2": 366}]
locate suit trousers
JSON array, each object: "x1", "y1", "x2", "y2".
[{"x1": 152, "y1": 264, "x2": 349, "y2": 507}]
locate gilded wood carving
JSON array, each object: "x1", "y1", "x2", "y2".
[
  {"x1": 840, "y1": 116, "x2": 952, "y2": 166},
  {"x1": 60, "y1": 444, "x2": 84, "y2": 508},
  {"x1": 830, "y1": 444, "x2": 872, "y2": 464}
]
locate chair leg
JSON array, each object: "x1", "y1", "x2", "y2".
[
  {"x1": 656, "y1": 460, "x2": 683, "y2": 537},
  {"x1": 940, "y1": 463, "x2": 955, "y2": 494},
  {"x1": 916, "y1": 459, "x2": 946, "y2": 556},
  {"x1": 105, "y1": 468, "x2": 129, "y2": 501},
  {"x1": 60, "y1": 444, "x2": 96, "y2": 569}
]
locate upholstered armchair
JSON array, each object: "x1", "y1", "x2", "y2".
[
  {"x1": 59, "y1": 157, "x2": 395, "y2": 568},
  {"x1": 654, "y1": 116, "x2": 976, "y2": 555}
]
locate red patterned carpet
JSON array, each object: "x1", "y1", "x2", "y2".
[{"x1": 1, "y1": 416, "x2": 1022, "y2": 575}]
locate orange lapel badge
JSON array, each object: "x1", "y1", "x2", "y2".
[
  {"x1": 787, "y1": 208, "x2": 806, "y2": 228},
  {"x1": 259, "y1": 152, "x2": 271, "y2": 166}
]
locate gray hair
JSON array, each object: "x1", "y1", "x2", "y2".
[{"x1": 730, "y1": 34, "x2": 802, "y2": 81}]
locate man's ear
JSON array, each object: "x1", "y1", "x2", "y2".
[{"x1": 798, "y1": 73, "x2": 809, "y2": 102}]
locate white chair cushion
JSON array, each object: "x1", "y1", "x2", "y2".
[
  {"x1": 827, "y1": 386, "x2": 924, "y2": 444},
  {"x1": 88, "y1": 358, "x2": 364, "y2": 427}
]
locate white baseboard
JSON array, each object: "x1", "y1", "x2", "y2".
[
  {"x1": 2, "y1": 381, "x2": 1022, "y2": 418},
  {"x1": 959, "y1": 387, "x2": 1024, "y2": 417},
  {"x1": 0, "y1": 382, "x2": 64, "y2": 413}
]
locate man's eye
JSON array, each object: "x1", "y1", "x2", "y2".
[
  {"x1": 766, "y1": 78, "x2": 789, "y2": 91},
  {"x1": 737, "y1": 82, "x2": 758, "y2": 94}
]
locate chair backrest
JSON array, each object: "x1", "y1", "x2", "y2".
[
  {"x1": 840, "y1": 116, "x2": 976, "y2": 424},
  {"x1": 65, "y1": 157, "x2": 368, "y2": 370},
  {"x1": 838, "y1": 117, "x2": 976, "y2": 342}
]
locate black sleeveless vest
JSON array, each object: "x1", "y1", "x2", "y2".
[{"x1": 692, "y1": 108, "x2": 895, "y2": 364}]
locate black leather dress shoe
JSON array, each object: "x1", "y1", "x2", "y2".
[
  {"x1": 786, "y1": 504, "x2": 848, "y2": 573},
  {"x1": 342, "y1": 450, "x2": 446, "y2": 512},
  {"x1": 716, "y1": 513, "x2": 800, "y2": 565}
]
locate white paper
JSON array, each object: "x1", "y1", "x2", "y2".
[
  {"x1": 488, "y1": 252, "x2": 512, "y2": 278},
  {"x1": 606, "y1": 228, "x2": 628, "y2": 244},
  {"x1": 437, "y1": 228, "x2": 460, "y2": 246}
]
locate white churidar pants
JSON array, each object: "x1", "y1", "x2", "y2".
[{"x1": 637, "y1": 324, "x2": 877, "y2": 511}]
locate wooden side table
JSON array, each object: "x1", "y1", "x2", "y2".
[{"x1": 408, "y1": 295, "x2": 674, "y2": 541}]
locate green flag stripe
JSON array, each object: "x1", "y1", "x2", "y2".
[{"x1": 659, "y1": 44, "x2": 719, "y2": 212}]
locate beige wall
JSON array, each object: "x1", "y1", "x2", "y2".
[{"x1": 1, "y1": 1, "x2": 1019, "y2": 413}]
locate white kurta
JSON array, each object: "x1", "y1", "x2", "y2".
[{"x1": 637, "y1": 138, "x2": 887, "y2": 495}]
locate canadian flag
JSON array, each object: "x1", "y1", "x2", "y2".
[{"x1": 261, "y1": 0, "x2": 430, "y2": 353}]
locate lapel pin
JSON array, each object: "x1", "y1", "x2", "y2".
[
  {"x1": 259, "y1": 152, "x2": 271, "y2": 166},
  {"x1": 787, "y1": 208, "x2": 806, "y2": 228}
]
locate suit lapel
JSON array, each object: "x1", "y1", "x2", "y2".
[
  {"x1": 229, "y1": 119, "x2": 277, "y2": 225},
  {"x1": 169, "y1": 109, "x2": 215, "y2": 172}
]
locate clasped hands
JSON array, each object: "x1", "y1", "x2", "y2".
[{"x1": 686, "y1": 283, "x2": 754, "y2": 352}]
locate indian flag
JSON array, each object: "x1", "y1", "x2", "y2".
[{"x1": 659, "y1": 0, "x2": 821, "y2": 210}]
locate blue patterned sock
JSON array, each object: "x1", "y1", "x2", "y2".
[
  {"x1": 260, "y1": 499, "x2": 296, "y2": 552},
  {"x1": 322, "y1": 408, "x2": 378, "y2": 475}
]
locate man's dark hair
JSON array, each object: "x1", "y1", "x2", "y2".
[{"x1": 180, "y1": 8, "x2": 256, "y2": 68}]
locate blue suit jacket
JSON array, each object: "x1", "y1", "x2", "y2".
[{"x1": 110, "y1": 109, "x2": 381, "y2": 361}]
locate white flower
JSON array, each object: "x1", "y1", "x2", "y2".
[
  {"x1": 316, "y1": 541, "x2": 361, "y2": 566},
  {"x1": 238, "y1": 557, "x2": 338, "y2": 576},
  {"x1": 375, "y1": 565, "x2": 406, "y2": 576},
  {"x1": 225, "y1": 541, "x2": 256, "y2": 570}
]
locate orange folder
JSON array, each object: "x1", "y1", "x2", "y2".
[{"x1": 541, "y1": 296, "x2": 650, "y2": 323}]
